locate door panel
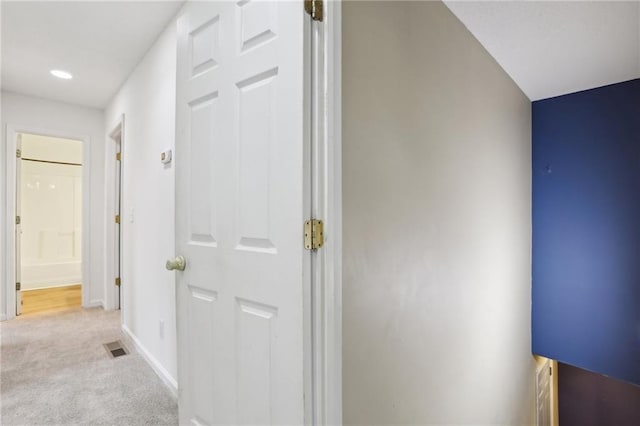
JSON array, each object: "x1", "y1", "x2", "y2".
[
  {"x1": 235, "y1": 298, "x2": 277, "y2": 425},
  {"x1": 188, "y1": 92, "x2": 218, "y2": 246},
  {"x1": 186, "y1": 288, "x2": 219, "y2": 426},
  {"x1": 236, "y1": 68, "x2": 278, "y2": 253},
  {"x1": 175, "y1": 2, "x2": 309, "y2": 425}
]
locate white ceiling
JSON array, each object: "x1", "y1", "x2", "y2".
[
  {"x1": 444, "y1": 0, "x2": 640, "y2": 101},
  {"x1": 1, "y1": 1, "x2": 184, "y2": 108},
  {"x1": 3, "y1": 2, "x2": 638, "y2": 106}
]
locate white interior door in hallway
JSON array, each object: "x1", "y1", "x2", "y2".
[{"x1": 173, "y1": 1, "x2": 311, "y2": 424}]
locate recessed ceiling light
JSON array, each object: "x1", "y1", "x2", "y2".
[{"x1": 50, "y1": 69, "x2": 73, "y2": 80}]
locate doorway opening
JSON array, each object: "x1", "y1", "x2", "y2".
[{"x1": 16, "y1": 132, "x2": 83, "y2": 315}]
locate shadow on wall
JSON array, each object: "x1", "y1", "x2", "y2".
[{"x1": 559, "y1": 362, "x2": 640, "y2": 425}]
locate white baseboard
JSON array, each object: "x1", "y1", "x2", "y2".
[
  {"x1": 85, "y1": 299, "x2": 104, "y2": 309},
  {"x1": 22, "y1": 282, "x2": 82, "y2": 292},
  {"x1": 0, "y1": 314, "x2": 6, "y2": 321},
  {"x1": 21, "y1": 278, "x2": 82, "y2": 291},
  {"x1": 22, "y1": 261, "x2": 82, "y2": 290},
  {"x1": 121, "y1": 324, "x2": 178, "y2": 399}
]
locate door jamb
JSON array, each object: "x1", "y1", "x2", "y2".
[
  {"x1": 311, "y1": 1, "x2": 342, "y2": 424},
  {"x1": 4, "y1": 124, "x2": 92, "y2": 320},
  {"x1": 105, "y1": 115, "x2": 125, "y2": 312}
]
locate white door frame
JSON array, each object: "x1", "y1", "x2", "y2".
[
  {"x1": 310, "y1": 1, "x2": 342, "y2": 424},
  {"x1": 3, "y1": 124, "x2": 92, "y2": 320},
  {"x1": 104, "y1": 116, "x2": 125, "y2": 312}
]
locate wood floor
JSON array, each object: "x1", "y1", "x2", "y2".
[{"x1": 21, "y1": 284, "x2": 82, "y2": 315}]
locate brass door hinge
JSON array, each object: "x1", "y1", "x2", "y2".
[
  {"x1": 16, "y1": 215, "x2": 21, "y2": 225},
  {"x1": 304, "y1": 0, "x2": 323, "y2": 21},
  {"x1": 16, "y1": 149, "x2": 22, "y2": 158},
  {"x1": 16, "y1": 282, "x2": 21, "y2": 291},
  {"x1": 115, "y1": 277, "x2": 121, "y2": 287},
  {"x1": 116, "y1": 152, "x2": 121, "y2": 161},
  {"x1": 304, "y1": 219, "x2": 324, "y2": 250},
  {"x1": 115, "y1": 215, "x2": 120, "y2": 224}
]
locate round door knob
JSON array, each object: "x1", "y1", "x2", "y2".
[{"x1": 166, "y1": 255, "x2": 186, "y2": 271}]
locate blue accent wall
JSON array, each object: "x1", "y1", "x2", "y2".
[{"x1": 532, "y1": 79, "x2": 640, "y2": 385}]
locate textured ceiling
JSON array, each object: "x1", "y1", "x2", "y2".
[
  {"x1": 444, "y1": 0, "x2": 640, "y2": 100},
  {"x1": 1, "y1": 1, "x2": 184, "y2": 108}
]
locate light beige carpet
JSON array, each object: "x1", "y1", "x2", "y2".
[{"x1": 0, "y1": 308, "x2": 178, "y2": 425}]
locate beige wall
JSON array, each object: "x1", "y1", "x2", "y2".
[{"x1": 343, "y1": 2, "x2": 534, "y2": 424}]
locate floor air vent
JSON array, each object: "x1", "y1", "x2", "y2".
[{"x1": 104, "y1": 340, "x2": 129, "y2": 358}]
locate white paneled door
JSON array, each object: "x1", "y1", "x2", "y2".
[{"x1": 174, "y1": 1, "x2": 310, "y2": 425}]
